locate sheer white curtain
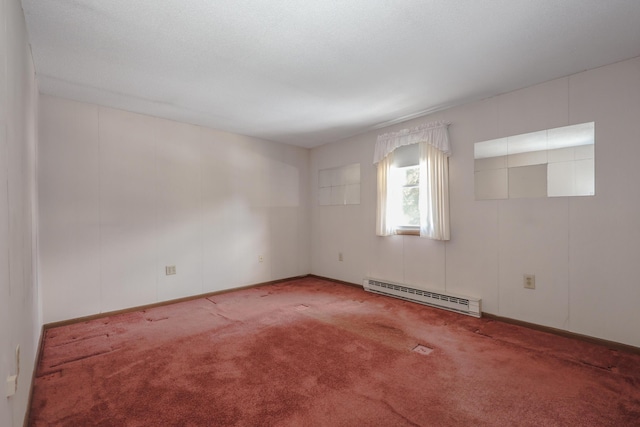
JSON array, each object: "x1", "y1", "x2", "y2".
[
  {"x1": 374, "y1": 121, "x2": 451, "y2": 240},
  {"x1": 375, "y1": 151, "x2": 395, "y2": 236},
  {"x1": 419, "y1": 143, "x2": 450, "y2": 240}
]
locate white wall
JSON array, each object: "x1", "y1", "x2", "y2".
[
  {"x1": 0, "y1": 0, "x2": 40, "y2": 426},
  {"x1": 38, "y1": 96, "x2": 310, "y2": 323},
  {"x1": 310, "y1": 57, "x2": 640, "y2": 348}
]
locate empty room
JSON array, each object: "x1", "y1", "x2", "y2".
[{"x1": 2, "y1": 0, "x2": 640, "y2": 426}]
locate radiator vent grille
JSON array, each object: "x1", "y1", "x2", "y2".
[{"x1": 363, "y1": 278, "x2": 481, "y2": 318}]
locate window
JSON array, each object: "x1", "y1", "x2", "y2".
[
  {"x1": 394, "y1": 165, "x2": 420, "y2": 228},
  {"x1": 374, "y1": 121, "x2": 451, "y2": 240},
  {"x1": 388, "y1": 145, "x2": 421, "y2": 234}
]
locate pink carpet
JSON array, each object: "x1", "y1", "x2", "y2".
[{"x1": 29, "y1": 277, "x2": 640, "y2": 426}]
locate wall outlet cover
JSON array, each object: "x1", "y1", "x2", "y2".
[
  {"x1": 524, "y1": 274, "x2": 536, "y2": 289},
  {"x1": 6, "y1": 375, "x2": 17, "y2": 398}
]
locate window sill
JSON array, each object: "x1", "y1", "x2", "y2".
[{"x1": 395, "y1": 228, "x2": 419, "y2": 236}]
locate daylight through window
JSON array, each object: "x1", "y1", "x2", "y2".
[{"x1": 391, "y1": 165, "x2": 420, "y2": 230}]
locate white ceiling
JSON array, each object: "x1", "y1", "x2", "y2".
[{"x1": 21, "y1": 0, "x2": 640, "y2": 148}]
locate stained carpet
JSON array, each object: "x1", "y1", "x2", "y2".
[{"x1": 29, "y1": 277, "x2": 640, "y2": 426}]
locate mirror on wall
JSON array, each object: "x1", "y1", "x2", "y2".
[
  {"x1": 474, "y1": 122, "x2": 595, "y2": 200},
  {"x1": 318, "y1": 163, "x2": 361, "y2": 206}
]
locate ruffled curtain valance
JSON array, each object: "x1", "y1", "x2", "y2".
[{"x1": 373, "y1": 121, "x2": 451, "y2": 164}]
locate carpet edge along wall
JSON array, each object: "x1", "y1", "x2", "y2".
[{"x1": 29, "y1": 276, "x2": 640, "y2": 426}]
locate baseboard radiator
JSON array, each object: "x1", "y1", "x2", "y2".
[{"x1": 362, "y1": 278, "x2": 481, "y2": 318}]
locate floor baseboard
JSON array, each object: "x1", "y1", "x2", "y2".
[
  {"x1": 310, "y1": 274, "x2": 640, "y2": 355},
  {"x1": 482, "y1": 312, "x2": 640, "y2": 355},
  {"x1": 42, "y1": 273, "x2": 640, "y2": 357},
  {"x1": 307, "y1": 274, "x2": 361, "y2": 289},
  {"x1": 43, "y1": 275, "x2": 310, "y2": 330}
]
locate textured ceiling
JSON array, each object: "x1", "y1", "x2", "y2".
[{"x1": 21, "y1": 0, "x2": 640, "y2": 148}]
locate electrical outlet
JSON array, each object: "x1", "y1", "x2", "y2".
[
  {"x1": 5, "y1": 375, "x2": 17, "y2": 398},
  {"x1": 524, "y1": 274, "x2": 535, "y2": 289},
  {"x1": 5, "y1": 344, "x2": 21, "y2": 397},
  {"x1": 165, "y1": 265, "x2": 176, "y2": 275},
  {"x1": 338, "y1": 252, "x2": 343, "y2": 262}
]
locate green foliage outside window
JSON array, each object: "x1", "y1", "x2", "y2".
[{"x1": 400, "y1": 166, "x2": 420, "y2": 226}]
